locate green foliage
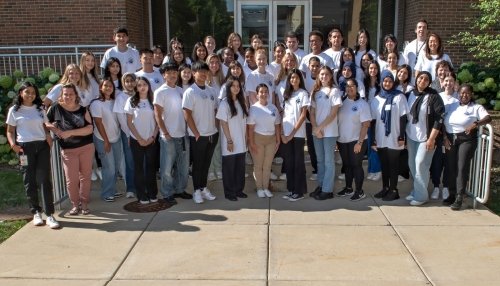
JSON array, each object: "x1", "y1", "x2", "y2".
[
  {"x1": 457, "y1": 61, "x2": 500, "y2": 109},
  {"x1": 0, "y1": 220, "x2": 27, "y2": 244},
  {"x1": 48, "y1": 73, "x2": 60, "y2": 84},
  {"x1": 0, "y1": 169, "x2": 24, "y2": 210},
  {"x1": 0, "y1": 76, "x2": 13, "y2": 90},
  {"x1": 450, "y1": 0, "x2": 500, "y2": 67}
]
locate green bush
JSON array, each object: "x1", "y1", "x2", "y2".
[{"x1": 457, "y1": 62, "x2": 500, "y2": 109}]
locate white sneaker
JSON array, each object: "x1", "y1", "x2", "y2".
[
  {"x1": 410, "y1": 200, "x2": 427, "y2": 206},
  {"x1": 139, "y1": 200, "x2": 150, "y2": 205},
  {"x1": 263, "y1": 189, "x2": 273, "y2": 198},
  {"x1": 150, "y1": 198, "x2": 158, "y2": 203},
  {"x1": 96, "y1": 167, "x2": 103, "y2": 180},
  {"x1": 309, "y1": 173, "x2": 317, "y2": 181},
  {"x1": 279, "y1": 173, "x2": 287, "y2": 180},
  {"x1": 201, "y1": 188, "x2": 216, "y2": 200},
  {"x1": 257, "y1": 189, "x2": 266, "y2": 198},
  {"x1": 245, "y1": 173, "x2": 249, "y2": 178},
  {"x1": 398, "y1": 175, "x2": 406, "y2": 182},
  {"x1": 282, "y1": 192, "x2": 292, "y2": 199},
  {"x1": 366, "y1": 173, "x2": 374, "y2": 180},
  {"x1": 442, "y1": 187, "x2": 450, "y2": 200},
  {"x1": 91, "y1": 170, "x2": 98, "y2": 181},
  {"x1": 207, "y1": 173, "x2": 217, "y2": 181},
  {"x1": 371, "y1": 172, "x2": 381, "y2": 181},
  {"x1": 270, "y1": 172, "x2": 278, "y2": 180},
  {"x1": 46, "y1": 215, "x2": 60, "y2": 229},
  {"x1": 273, "y1": 157, "x2": 283, "y2": 164},
  {"x1": 126, "y1": 192, "x2": 135, "y2": 198},
  {"x1": 193, "y1": 189, "x2": 204, "y2": 204},
  {"x1": 431, "y1": 187, "x2": 440, "y2": 200},
  {"x1": 405, "y1": 194, "x2": 414, "y2": 201},
  {"x1": 33, "y1": 212, "x2": 44, "y2": 226},
  {"x1": 338, "y1": 173, "x2": 345, "y2": 180},
  {"x1": 216, "y1": 171, "x2": 223, "y2": 179}
]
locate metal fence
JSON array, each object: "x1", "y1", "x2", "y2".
[
  {"x1": 467, "y1": 124, "x2": 495, "y2": 209},
  {"x1": 0, "y1": 45, "x2": 112, "y2": 75}
]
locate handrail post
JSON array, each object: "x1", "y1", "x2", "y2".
[{"x1": 18, "y1": 47, "x2": 23, "y2": 72}]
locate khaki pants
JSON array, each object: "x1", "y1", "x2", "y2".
[{"x1": 252, "y1": 133, "x2": 276, "y2": 190}]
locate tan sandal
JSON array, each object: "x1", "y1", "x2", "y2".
[
  {"x1": 81, "y1": 209, "x2": 90, "y2": 215},
  {"x1": 69, "y1": 207, "x2": 79, "y2": 215}
]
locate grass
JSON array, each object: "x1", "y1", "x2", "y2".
[
  {"x1": 0, "y1": 168, "x2": 25, "y2": 210},
  {"x1": 0, "y1": 220, "x2": 27, "y2": 244}
]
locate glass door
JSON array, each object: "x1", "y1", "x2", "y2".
[
  {"x1": 274, "y1": 1, "x2": 309, "y2": 53},
  {"x1": 237, "y1": 1, "x2": 272, "y2": 51}
]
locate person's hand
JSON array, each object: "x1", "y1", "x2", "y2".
[
  {"x1": 398, "y1": 139, "x2": 405, "y2": 147},
  {"x1": 11, "y1": 145, "x2": 23, "y2": 154},
  {"x1": 58, "y1": 130, "x2": 72, "y2": 140},
  {"x1": 464, "y1": 122, "x2": 477, "y2": 135},
  {"x1": 227, "y1": 141, "x2": 234, "y2": 152},
  {"x1": 281, "y1": 134, "x2": 289, "y2": 144},
  {"x1": 249, "y1": 143, "x2": 258, "y2": 155},
  {"x1": 104, "y1": 140, "x2": 111, "y2": 153},
  {"x1": 444, "y1": 137, "x2": 451, "y2": 150},
  {"x1": 426, "y1": 137, "x2": 436, "y2": 151},
  {"x1": 353, "y1": 143, "x2": 361, "y2": 154}
]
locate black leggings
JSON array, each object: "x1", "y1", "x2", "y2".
[
  {"x1": 338, "y1": 141, "x2": 367, "y2": 191},
  {"x1": 445, "y1": 133, "x2": 477, "y2": 196},
  {"x1": 190, "y1": 134, "x2": 218, "y2": 190},
  {"x1": 378, "y1": 147, "x2": 401, "y2": 191},
  {"x1": 130, "y1": 138, "x2": 159, "y2": 201},
  {"x1": 282, "y1": 137, "x2": 307, "y2": 194}
]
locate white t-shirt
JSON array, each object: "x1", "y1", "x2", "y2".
[
  {"x1": 6, "y1": 105, "x2": 47, "y2": 143},
  {"x1": 124, "y1": 97, "x2": 156, "y2": 140},
  {"x1": 439, "y1": 92, "x2": 459, "y2": 117},
  {"x1": 370, "y1": 93, "x2": 409, "y2": 149},
  {"x1": 282, "y1": 89, "x2": 310, "y2": 138},
  {"x1": 304, "y1": 74, "x2": 317, "y2": 94},
  {"x1": 247, "y1": 102, "x2": 280, "y2": 136},
  {"x1": 113, "y1": 90, "x2": 132, "y2": 135},
  {"x1": 377, "y1": 52, "x2": 408, "y2": 71},
  {"x1": 267, "y1": 62, "x2": 281, "y2": 79},
  {"x1": 87, "y1": 74, "x2": 100, "y2": 100},
  {"x1": 396, "y1": 84, "x2": 414, "y2": 95},
  {"x1": 406, "y1": 93, "x2": 430, "y2": 142},
  {"x1": 89, "y1": 99, "x2": 121, "y2": 143},
  {"x1": 310, "y1": 87, "x2": 342, "y2": 137},
  {"x1": 274, "y1": 79, "x2": 286, "y2": 107},
  {"x1": 162, "y1": 56, "x2": 192, "y2": 65},
  {"x1": 415, "y1": 53, "x2": 453, "y2": 80},
  {"x1": 323, "y1": 49, "x2": 342, "y2": 70},
  {"x1": 403, "y1": 39, "x2": 427, "y2": 69},
  {"x1": 153, "y1": 84, "x2": 186, "y2": 138},
  {"x1": 354, "y1": 49, "x2": 377, "y2": 68},
  {"x1": 100, "y1": 46, "x2": 141, "y2": 74},
  {"x1": 46, "y1": 84, "x2": 93, "y2": 107},
  {"x1": 216, "y1": 99, "x2": 247, "y2": 156},
  {"x1": 135, "y1": 69, "x2": 164, "y2": 92},
  {"x1": 338, "y1": 97, "x2": 372, "y2": 143},
  {"x1": 299, "y1": 52, "x2": 334, "y2": 75},
  {"x1": 182, "y1": 84, "x2": 218, "y2": 137},
  {"x1": 291, "y1": 48, "x2": 307, "y2": 65},
  {"x1": 246, "y1": 70, "x2": 275, "y2": 103},
  {"x1": 444, "y1": 102, "x2": 489, "y2": 134}
]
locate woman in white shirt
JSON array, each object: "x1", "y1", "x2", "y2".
[
  {"x1": 281, "y1": 69, "x2": 310, "y2": 201},
  {"x1": 309, "y1": 66, "x2": 342, "y2": 200},
  {"x1": 89, "y1": 78, "x2": 124, "y2": 202},
  {"x1": 125, "y1": 76, "x2": 159, "y2": 204},
  {"x1": 6, "y1": 82, "x2": 59, "y2": 229},
  {"x1": 216, "y1": 77, "x2": 249, "y2": 201},
  {"x1": 415, "y1": 32, "x2": 452, "y2": 80},
  {"x1": 43, "y1": 64, "x2": 92, "y2": 108},
  {"x1": 443, "y1": 84, "x2": 491, "y2": 210},
  {"x1": 395, "y1": 65, "x2": 414, "y2": 95},
  {"x1": 248, "y1": 84, "x2": 281, "y2": 198}
]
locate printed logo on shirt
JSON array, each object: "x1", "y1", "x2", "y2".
[
  {"x1": 268, "y1": 80, "x2": 273, "y2": 87},
  {"x1": 352, "y1": 105, "x2": 358, "y2": 112},
  {"x1": 128, "y1": 57, "x2": 134, "y2": 64},
  {"x1": 154, "y1": 78, "x2": 161, "y2": 84},
  {"x1": 210, "y1": 95, "x2": 215, "y2": 101},
  {"x1": 296, "y1": 98, "x2": 301, "y2": 104}
]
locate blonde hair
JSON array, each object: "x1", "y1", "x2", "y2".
[
  {"x1": 79, "y1": 51, "x2": 99, "y2": 89},
  {"x1": 206, "y1": 53, "x2": 224, "y2": 87},
  {"x1": 275, "y1": 51, "x2": 298, "y2": 85},
  {"x1": 60, "y1": 64, "x2": 85, "y2": 89}
]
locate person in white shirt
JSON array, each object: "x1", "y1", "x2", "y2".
[
  {"x1": 430, "y1": 60, "x2": 453, "y2": 92},
  {"x1": 337, "y1": 78, "x2": 371, "y2": 201},
  {"x1": 337, "y1": 61, "x2": 366, "y2": 99},
  {"x1": 395, "y1": 65, "x2": 414, "y2": 95},
  {"x1": 103, "y1": 57, "x2": 124, "y2": 90},
  {"x1": 227, "y1": 32, "x2": 245, "y2": 66},
  {"x1": 204, "y1": 35, "x2": 216, "y2": 55},
  {"x1": 267, "y1": 41, "x2": 286, "y2": 78},
  {"x1": 79, "y1": 51, "x2": 100, "y2": 101},
  {"x1": 354, "y1": 29, "x2": 378, "y2": 68},
  {"x1": 443, "y1": 84, "x2": 491, "y2": 210},
  {"x1": 403, "y1": 19, "x2": 428, "y2": 71},
  {"x1": 43, "y1": 64, "x2": 92, "y2": 108},
  {"x1": 285, "y1": 31, "x2": 307, "y2": 65},
  {"x1": 371, "y1": 70, "x2": 409, "y2": 201},
  {"x1": 125, "y1": 76, "x2": 159, "y2": 204},
  {"x1": 182, "y1": 61, "x2": 218, "y2": 204},
  {"x1": 338, "y1": 48, "x2": 365, "y2": 90},
  {"x1": 89, "y1": 78, "x2": 124, "y2": 202},
  {"x1": 309, "y1": 66, "x2": 342, "y2": 200},
  {"x1": 299, "y1": 30, "x2": 334, "y2": 77},
  {"x1": 324, "y1": 27, "x2": 345, "y2": 71},
  {"x1": 304, "y1": 57, "x2": 321, "y2": 181},
  {"x1": 274, "y1": 51, "x2": 299, "y2": 109},
  {"x1": 100, "y1": 27, "x2": 141, "y2": 74},
  {"x1": 154, "y1": 62, "x2": 192, "y2": 205},
  {"x1": 135, "y1": 49, "x2": 164, "y2": 92},
  {"x1": 281, "y1": 69, "x2": 310, "y2": 201},
  {"x1": 6, "y1": 82, "x2": 59, "y2": 229},
  {"x1": 216, "y1": 77, "x2": 249, "y2": 201},
  {"x1": 246, "y1": 48, "x2": 275, "y2": 105},
  {"x1": 377, "y1": 34, "x2": 408, "y2": 70},
  {"x1": 414, "y1": 32, "x2": 453, "y2": 81},
  {"x1": 247, "y1": 84, "x2": 281, "y2": 198}
]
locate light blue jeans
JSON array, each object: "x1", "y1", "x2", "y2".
[
  {"x1": 407, "y1": 138, "x2": 435, "y2": 202},
  {"x1": 94, "y1": 135, "x2": 124, "y2": 199},
  {"x1": 209, "y1": 133, "x2": 222, "y2": 174},
  {"x1": 159, "y1": 136, "x2": 189, "y2": 198},
  {"x1": 312, "y1": 136, "x2": 337, "y2": 193},
  {"x1": 120, "y1": 131, "x2": 136, "y2": 194}
]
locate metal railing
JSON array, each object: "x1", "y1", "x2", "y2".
[
  {"x1": 467, "y1": 124, "x2": 495, "y2": 209},
  {"x1": 0, "y1": 45, "x2": 112, "y2": 75}
]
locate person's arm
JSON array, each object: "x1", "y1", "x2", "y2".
[
  {"x1": 274, "y1": 123, "x2": 281, "y2": 152},
  {"x1": 220, "y1": 120, "x2": 233, "y2": 152},
  {"x1": 6, "y1": 125, "x2": 22, "y2": 154},
  {"x1": 354, "y1": 120, "x2": 370, "y2": 154},
  {"x1": 183, "y1": 108, "x2": 200, "y2": 140},
  {"x1": 247, "y1": 124, "x2": 258, "y2": 154},
  {"x1": 284, "y1": 106, "x2": 307, "y2": 143},
  {"x1": 248, "y1": 91, "x2": 258, "y2": 105},
  {"x1": 154, "y1": 104, "x2": 171, "y2": 140},
  {"x1": 464, "y1": 115, "x2": 492, "y2": 135},
  {"x1": 93, "y1": 116, "x2": 111, "y2": 153},
  {"x1": 126, "y1": 113, "x2": 146, "y2": 146},
  {"x1": 426, "y1": 94, "x2": 445, "y2": 151},
  {"x1": 398, "y1": 115, "x2": 407, "y2": 147},
  {"x1": 317, "y1": 105, "x2": 340, "y2": 131}
]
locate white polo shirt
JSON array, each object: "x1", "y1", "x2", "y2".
[
  {"x1": 153, "y1": 84, "x2": 186, "y2": 138},
  {"x1": 100, "y1": 46, "x2": 141, "y2": 74},
  {"x1": 6, "y1": 105, "x2": 47, "y2": 142},
  {"x1": 182, "y1": 83, "x2": 217, "y2": 137},
  {"x1": 444, "y1": 102, "x2": 489, "y2": 134}
]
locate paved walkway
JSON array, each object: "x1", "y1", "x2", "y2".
[{"x1": 1, "y1": 162, "x2": 500, "y2": 286}]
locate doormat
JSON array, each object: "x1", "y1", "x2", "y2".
[{"x1": 123, "y1": 200, "x2": 172, "y2": 213}]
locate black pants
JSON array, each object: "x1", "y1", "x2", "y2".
[
  {"x1": 130, "y1": 138, "x2": 159, "y2": 201},
  {"x1": 445, "y1": 133, "x2": 477, "y2": 196},
  {"x1": 378, "y1": 147, "x2": 401, "y2": 191},
  {"x1": 282, "y1": 137, "x2": 307, "y2": 195},
  {"x1": 222, "y1": 152, "x2": 246, "y2": 197},
  {"x1": 305, "y1": 122, "x2": 317, "y2": 173},
  {"x1": 190, "y1": 134, "x2": 218, "y2": 190},
  {"x1": 430, "y1": 138, "x2": 448, "y2": 188},
  {"x1": 338, "y1": 141, "x2": 367, "y2": 191},
  {"x1": 18, "y1": 140, "x2": 54, "y2": 215}
]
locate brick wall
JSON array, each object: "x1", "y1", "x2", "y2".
[{"x1": 401, "y1": 0, "x2": 479, "y2": 67}]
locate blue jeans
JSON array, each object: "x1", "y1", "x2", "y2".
[
  {"x1": 407, "y1": 138, "x2": 435, "y2": 202},
  {"x1": 367, "y1": 128, "x2": 381, "y2": 173},
  {"x1": 94, "y1": 135, "x2": 124, "y2": 199},
  {"x1": 120, "y1": 131, "x2": 136, "y2": 193},
  {"x1": 160, "y1": 136, "x2": 189, "y2": 198},
  {"x1": 312, "y1": 136, "x2": 337, "y2": 193}
]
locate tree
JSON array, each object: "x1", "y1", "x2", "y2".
[{"x1": 450, "y1": 0, "x2": 500, "y2": 67}]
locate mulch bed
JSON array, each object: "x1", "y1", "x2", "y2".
[{"x1": 123, "y1": 200, "x2": 173, "y2": 213}]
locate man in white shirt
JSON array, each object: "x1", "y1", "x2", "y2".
[
  {"x1": 100, "y1": 27, "x2": 141, "y2": 74},
  {"x1": 135, "y1": 49, "x2": 164, "y2": 92},
  {"x1": 403, "y1": 19, "x2": 428, "y2": 70},
  {"x1": 299, "y1": 30, "x2": 334, "y2": 76},
  {"x1": 324, "y1": 27, "x2": 345, "y2": 70},
  {"x1": 285, "y1": 31, "x2": 307, "y2": 65}
]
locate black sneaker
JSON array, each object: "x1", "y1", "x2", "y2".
[
  {"x1": 309, "y1": 186, "x2": 322, "y2": 197},
  {"x1": 450, "y1": 195, "x2": 463, "y2": 211},
  {"x1": 374, "y1": 188, "x2": 389, "y2": 198},
  {"x1": 313, "y1": 191, "x2": 333, "y2": 200},
  {"x1": 337, "y1": 188, "x2": 354, "y2": 197},
  {"x1": 382, "y1": 189, "x2": 400, "y2": 201},
  {"x1": 174, "y1": 192, "x2": 193, "y2": 199},
  {"x1": 114, "y1": 192, "x2": 124, "y2": 198},
  {"x1": 442, "y1": 194, "x2": 456, "y2": 206},
  {"x1": 236, "y1": 192, "x2": 248, "y2": 198},
  {"x1": 350, "y1": 190, "x2": 366, "y2": 201},
  {"x1": 165, "y1": 196, "x2": 178, "y2": 205},
  {"x1": 225, "y1": 195, "x2": 238, "y2": 201},
  {"x1": 288, "y1": 193, "x2": 305, "y2": 201}
]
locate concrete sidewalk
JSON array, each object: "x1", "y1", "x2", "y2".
[{"x1": 1, "y1": 163, "x2": 500, "y2": 286}]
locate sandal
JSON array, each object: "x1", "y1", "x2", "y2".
[
  {"x1": 81, "y1": 209, "x2": 91, "y2": 215},
  {"x1": 69, "y1": 207, "x2": 79, "y2": 215}
]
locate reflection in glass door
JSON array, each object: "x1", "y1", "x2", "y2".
[
  {"x1": 239, "y1": 2, "x2": 271, "y2": 50},
  {"x1": 274, "y1": 2, "x2": 308, "y2": 52}
]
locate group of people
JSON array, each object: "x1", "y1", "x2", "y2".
[{"x1": 6, "y1": 20, "x2": 492, "y2": 229}]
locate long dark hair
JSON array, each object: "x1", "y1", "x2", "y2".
[
  {"x1": 97, "y1": 77, "x2": 116, "y2": 101},
  {"x1": 14, "y1": 82, "x2": 43, "y2": 111},
  {"x1": 191, "y1": 42, "x2": 208, "y2": 62},
  {"x1": 354, "y1": 28, "x2": 372, "y2": 55},
  {"x1": 363, "y1": 60, "x2": 381, "y2": 97},
  {"x1": 177, "y1": 63, "x2": 194, "y2": 87},
  {"x1": 104, "y1": 57, "x2": 123, "y2": 90},
  {"x1": 283, "y1": 69, "x2": 306, "y2": 102},
  {"x1": 131, "y1": 76, "x2": 154, "y2": 109},
  {"x1": 225, "y1": 76, "x2": 248, "y2": 118}
]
